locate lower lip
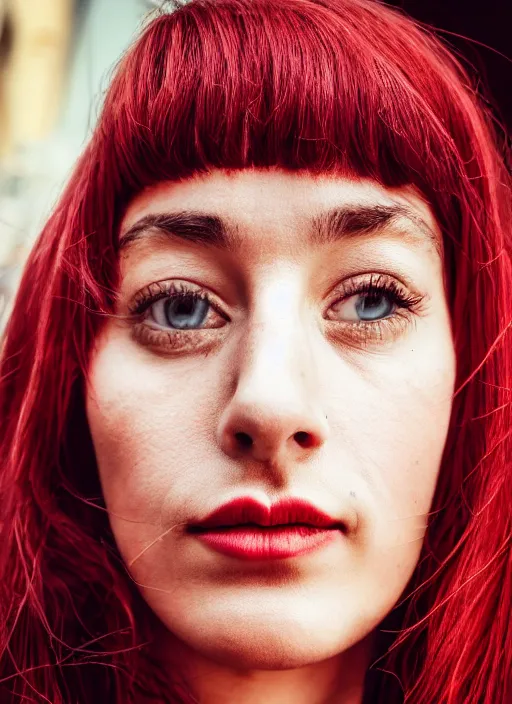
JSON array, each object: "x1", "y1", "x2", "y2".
[{"x1": 193, "y1": 526, "x2": 341, "y2": 561}]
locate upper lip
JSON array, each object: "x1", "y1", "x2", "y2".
[{"x1": 188, "y1": 496, "x2": 346, "y2": 532}]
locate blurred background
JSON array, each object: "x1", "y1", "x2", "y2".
[{"x1": 0, "y1": 0, "x2": 509, "y2": 329}]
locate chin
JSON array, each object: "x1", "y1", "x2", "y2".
[
  {"x1": 196, "y1": 633, "x2": 343, "y2": 671},
  {"x1": 166, "y1": 611, "x2": 361, "y2": 671}
]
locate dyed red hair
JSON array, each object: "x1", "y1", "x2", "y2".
[{"x1": 0, "y1": 1, "x2": 510, "y2": 702}]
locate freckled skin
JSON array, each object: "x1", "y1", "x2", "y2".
[{"x1": 86, "y1": 169, "x2": 456, "y2": 704}]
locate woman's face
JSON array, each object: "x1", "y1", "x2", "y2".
[{"x1": 86, "y1": 169, "x2": 455, "y2": 670}]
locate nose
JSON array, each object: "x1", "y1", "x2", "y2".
[{"x1": 217, "y1": 293, "x2": 329, "y2": 468}]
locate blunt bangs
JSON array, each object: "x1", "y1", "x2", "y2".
[{"x1": 102, "y1": 0, "x2": 477, "y2": 200}]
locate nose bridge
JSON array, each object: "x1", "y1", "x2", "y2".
[
  {"x1": 238, "y1": 270, "x2": 318, "y2": 404},
  {"x1": 248, "y1": 275, "x2": 305, "y2": 387},
  {"x1": 217, "y1": 271, "x2": 329, "y2": 466}
]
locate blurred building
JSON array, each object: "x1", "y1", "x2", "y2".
[{"x1": 0, "y1": 0, "x2": 165, "y2": 328}]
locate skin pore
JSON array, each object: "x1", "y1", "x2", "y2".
[{"x1": 85, "y1": 169, "x2": 456, "y2": 704}]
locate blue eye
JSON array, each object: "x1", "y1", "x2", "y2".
[
  {"x1": 150, "y1": 293, "x2": 211, "y2": 329},
  {"x1": 331, "y1": 291, "x2": 396, "y2": 322},
  {"x1": 354, "y1": 292, "x2": 395, "y2": 321}
]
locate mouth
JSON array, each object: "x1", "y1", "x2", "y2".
[{"x1": 187, "y1": 496, "x2": 347, "y2": 561}]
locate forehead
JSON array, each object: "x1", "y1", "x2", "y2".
[{"x1": 121, "y1": 169, "x2": 437, "y2": 234}]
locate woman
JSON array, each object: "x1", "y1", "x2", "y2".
[{"x1": 0, "y1": 0, "x2": 510, "y2": 702}]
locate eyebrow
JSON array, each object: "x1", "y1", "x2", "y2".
[{"x1": 118, "y1": 203, "x2": 440, "y2": 255}]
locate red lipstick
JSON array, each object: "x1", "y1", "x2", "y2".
[{"x1": 188, "y1": 496, "x2": 346, "y2": 561}]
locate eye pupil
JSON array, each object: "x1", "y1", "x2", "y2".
[{"x1": 171, "y1": 298, "x2": 193, "y2": 315}]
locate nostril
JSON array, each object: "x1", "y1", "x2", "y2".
[
  {"x1": 294, "y1": 431, "x2": 314, "y2": 448},
  {"x1": 235, "y1": 432, "x2": 253, "y2": 449}
]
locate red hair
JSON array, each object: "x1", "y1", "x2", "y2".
[{"x1": 0, "y1": 1, "x2": 510, "y2": 702}]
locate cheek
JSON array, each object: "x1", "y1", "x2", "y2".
[
  {"x1": 344, "y1": 343, "x2": 455, "y2": 549},
  {"x1": 85, "y1": 331, "x2": 214, "y2": 523}
]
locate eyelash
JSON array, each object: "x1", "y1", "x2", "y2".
[
  {"x1": 326, "y1": 274, "x2": 424, "y2": 344},
  {"x1": 127, "y1": 275, "x2": 425, "y2": 352},
  {"x1": 128, "y1": 281, "x2": 228, "y2": 352},
  {"x1": 129, "y1": 280, "x2": 216, "y2": 318}
]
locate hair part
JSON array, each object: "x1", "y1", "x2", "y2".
[{"x1": 0, "y1": 1, "x2": 510, "y2": 702}]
